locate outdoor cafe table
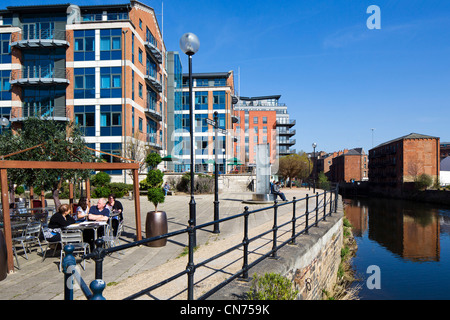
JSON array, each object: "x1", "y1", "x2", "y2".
[{"x1": 66, "y1": 221, "x2": 107, "y2": 241}]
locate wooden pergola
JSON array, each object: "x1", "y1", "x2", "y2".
[{"x1": 0, "y1": 159, "x2": 142, "y2": 273}]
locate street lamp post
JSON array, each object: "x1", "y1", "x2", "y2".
[
  {"x1": 312, "y1": 143, "x2": 317, "y2": 193},
  {"x1": 180, "y1": 33, "x2": 200, "y2": 246},
  {"x1": 213, "y1": 111, "x2": 220, "y2": 234}
]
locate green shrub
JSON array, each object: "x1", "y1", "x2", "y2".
[
  {"x1": 246, "y1": 273, "x2": 298, "y2": 300},
  {"x1": 15, "y1": 185, "x2": 25, "y2": 195},
  {"x1": 91, "y1": 172, "x2": 111, "y2": 187},
  {"x1": 415, "y1": 173, "x2": 433, "y2": 191},
  {"x1": 92, "y1": 186, "x2": 111, "y2": 198},
  {"x1": 145, "y1": 152, "x2": 165, "y2": 211},
  {"x1": 109, "y1": 182, "x2": 133, "y2": 198}
]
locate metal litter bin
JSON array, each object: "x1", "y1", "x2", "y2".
[{"x1": 145, "y1": 211, "x2": 168, "y2": 247}]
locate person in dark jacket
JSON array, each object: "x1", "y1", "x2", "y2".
[{"x1": 43, "y1": 204, "x2": 76, "y2": 242}]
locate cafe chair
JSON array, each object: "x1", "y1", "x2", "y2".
[
  {"x1": 59, "y1": 230, "x2": 90, "y2": 272},
  {"x1": 12, "y1": 221, "x2": 43, "y2": 260},
  {"x1": 100, "y1": 220, "x2": 124, "y2": 256}
]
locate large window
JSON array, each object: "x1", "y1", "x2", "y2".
[
  {"x1": 100, "y1": 105, "x2": 122, "y2": 136},
  {"x1": 195, "y1": 92, "x2": 208, "y2": 110},
  {"x1": 100, "y1": 29, "x2": 122, "y2": 60},
  {"x1": 0, "y1": 33, "x2": 11, "y2": 64},
  {"x1": 100, "y1": 67, "x2": 122, "y2": 98},
  {"x1": 0, "y1": 70, "x2": 11, "y2": 100},
  {"x1": 213, "y1": 91, "x2": 225, "y2": 110},
  {"x1": 74, "y1": 105, "x2": 95, "y2": 136},
  {"x1": 74, "y1": 30, "x2": 95, "y2": 61},
  {"x1": 74, "y1": 68, "x2": 95, "y2": 99},
  {"x1": 100, "y1": 143, "x2": 122, "y2": 175}
]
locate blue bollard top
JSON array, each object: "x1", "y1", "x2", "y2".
[
  {"x1": 62, "y1": 244, "x2": 76, "y2": 273},
  {"x1": 90, "y1": 279, "x2": 106, "y2": 300}
]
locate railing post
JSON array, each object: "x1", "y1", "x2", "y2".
[
  {"x1": 89, "y1": 279, "x2": 106, "y2": 300},
  {"x1": 186, "y1": 225, "x2": 196, "y2": 300},
  {"x1": 315, "y1": 192, "x2": 319, "y2": 227},
  {"x1": 305, "y1": 194, "x2": 309, "y2": 234},
  {"x1": 323, "y1": 190, "x2": 327, "y2": 221},
  {"x1": 93, "y1": 239, "x2": 105, "y2": 281},
  {"x1": 242, "y1": 206, "x2": 250, "y2": 280},
  {"x1": 62, "y1": 244, "x2": 76, "y2": 301},
  {"x1": 271, "y1": 200, "x2": 278, "y2": 259},
  {"x1": 291, "y1": 197, "x2": 296, "y2": 244},
  {"x1": 329, "y1": 188, "x2": 333, "y2": 216},
  {"x1": 335, "y1": 185, "x2": 339, "y2": 213}
]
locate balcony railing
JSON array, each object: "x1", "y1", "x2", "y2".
[
  {"x1": 10, "y1": 29, "x2": 70, "y2": 48},
  {"x1": 145, "y1": 39, "x2": 163, "y2": 64},
  {"x1": 278, "y1": 139, "x2": 296, "y2": 146},
  {"x1": 10, "y1": 105, "x2": 68, "y2": 122},
  {"x1": 276, "y1": 119, "x2": 296, "y2": 127},
  {"x1": 145, "y1": 71, "x2": 163, "y2": 93},
  {"x1": 10, "y1": 66, "x2": 70, "y2": 86},
  {"x1": 146, "y1": 133, "x2": 162, "y2": 150}
]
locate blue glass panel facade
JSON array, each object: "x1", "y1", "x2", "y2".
[
  {"x1": 74, "y1": 30, "x2": 95, "y2": 61},
  {"x1": 100, "y1": 67, "x2": 122, "y2": 98},
  {"x1": 100, "y1": 142, "x2": 122, "y2": 175},
  {"x1": 74, "y1": 68, "x2": 95, "y2": 99},
  {"x1": 100, "y1": 105, "x2": 122, "y2": 136},
  {"x1": 0, "y1": 33, "x2": 11, "y2": 64},
  {"x1": 0, "y1": 70, "x2": 11, "y2": 100},
  {"x1": 74, "y1": 105, "x2": 95, "y2": 136},
  {"x1": 100, "y1": 29, "x2": 122, "y2": 60}
]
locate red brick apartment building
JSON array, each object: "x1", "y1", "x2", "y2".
[
  {"x1": 368, "y1": 133, "x2": 440, "y2": 189},
  {"x1": 316, "y1": 149, "x2": 347, "y2": 180},
  {"x1": 330, "y1": 148, "x2": 368, "y2": 183}
]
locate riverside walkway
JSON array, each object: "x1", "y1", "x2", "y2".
[{"x1": 0, "y1": 187, "x2": 332, "y2": 300}]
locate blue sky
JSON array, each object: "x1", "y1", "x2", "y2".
[{"x1": 3, "y1": 0, "x2": 450, "y2": 154}]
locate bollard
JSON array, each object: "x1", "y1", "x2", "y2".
[{"x1": 63, "y1": 244, "x2": 76, "y2": 301}]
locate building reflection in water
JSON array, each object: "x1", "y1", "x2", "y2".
[{"x1": 344, "y1": 197, "x2": 440, "y2": 262}]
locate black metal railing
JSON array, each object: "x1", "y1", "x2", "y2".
[{"x1": 62, "y1": 185, "x2": 339, "y2": 300}]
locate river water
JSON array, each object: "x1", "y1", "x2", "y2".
[{"x1": 344, "y1": 196, "x2": 450, "y2": 300}]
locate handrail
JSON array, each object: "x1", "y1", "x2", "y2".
[{"x1": 63, "y1": 186, "x2": 339, "y2": 300}]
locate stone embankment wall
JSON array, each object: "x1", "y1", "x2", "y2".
[{"x1": 209, "y1": 201, "x2": 344, "y2": 300}]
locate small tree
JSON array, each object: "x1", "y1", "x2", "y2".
[
  {"x1": 415, "y1": 173, "x2": 433, "y2": 191},
  {"x1": 145, "y1": 152, "x2": 165, "y2": 212}
]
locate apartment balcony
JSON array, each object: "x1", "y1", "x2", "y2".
[
  {"x1": 10, "y1": 29, "x2": 70, "y2": 49},
  {"x1": 279, "y1": 148, "x2": 296, "y2": 156},
  {"x1": 10, "y1": 66, "x2": 69, "y2": 86},
  {"x1": 278, "y1": 139, "x2": 296, "y2": 146},
  {"x1": 10, "y1": 105, "x2": 69, "y2": 122},
  {"x1": 276, "y1": 119, "x2": 296, "y2": 128},
  {"x1": 145, "y1": 103, "x2": 162, "y2": 122},
  {"x1": 145, "y1": 40, "x2": 163, "y2": 64},
  {"x1": 144, "y1": 72, "x2": 163, "y2": 93},
  {"x1": 146, "y1": 133, "x2": 163, "y2": 150},
  {"x1": 278, "y1": 129, "x2": 296, "y2": 137}
]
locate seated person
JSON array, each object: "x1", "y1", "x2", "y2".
[
  {"x1": 273, "y1": 181, "x2": 287, "y2": 201},
  {"x1": 42, "y1": 204, "x2": 75, "y2": 242},
  {"x1": 107, "y1": 194, "x2": 123, "y2": 236},
  {"x1": 74, "y1": 197, "x2": 89, "y2": 222},
  {"x1": 163, "y1": 182, "x2": 170, "y2": 196},
  {"x1": 85, "y1": 198, "x2": 110, "y2": 249}
]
